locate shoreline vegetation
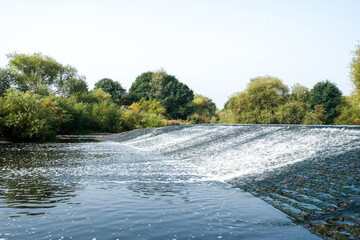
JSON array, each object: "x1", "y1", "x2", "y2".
[{"x1": 0, "y1": 44, "x2": 360, "y2": 140}]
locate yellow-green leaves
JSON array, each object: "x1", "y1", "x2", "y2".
[{"x1": 0, "y1": 89, "x2": 65, "y2": 139}]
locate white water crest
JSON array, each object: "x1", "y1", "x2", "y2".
[{"x1": 117, "y1": 124, "x2": 360, "y2": 182}]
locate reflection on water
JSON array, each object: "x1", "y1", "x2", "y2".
[{"x1": 0, "y1": 143, "x2": 83, "y2": 217}]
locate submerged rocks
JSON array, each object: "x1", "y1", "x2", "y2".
[{"x1": 233, "y1": 149, "x2": 360, "y2": 239}]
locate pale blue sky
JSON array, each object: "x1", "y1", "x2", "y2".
[{"x1": 1, "y1": 0, "x2": 360, "y2": 108}]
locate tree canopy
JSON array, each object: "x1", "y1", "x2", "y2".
[
  {"x1": 226, "y1": 76, "x2": 289, "y2": 124},
  {"x1": 350, "y1": 44, "x2": 360, "y2": 96},
  {"x1": 128, "y1": 72, "x2": 153, "y2": 103},
  {"x1": 1, "y1": 53, "x2": 88, "y2": 96},
  {"x1": 309, "y1": 80, "x2": 342, "y2": 124},
  {"x1": 129, "y1": 70, "x2": 194, "y2": 119},
  {"x1": 94, "y1": 78, "x2": 126, "y2": 104},
  {"x1": 188, "y1": 94, "x2": 217, "y2": 123}
]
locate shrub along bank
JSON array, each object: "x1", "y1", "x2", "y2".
[{"x1": 1, "y1": 46, "x2": 360, "y2": 140}]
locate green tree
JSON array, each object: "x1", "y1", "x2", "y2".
[
  {"x1": 124, "y1": 99, "x2": 166, "y2": 129},
  {"x1": 275, "y1": 101, "x2": 307, "y2": 124},
  {"x1": 149, "y1": 70, "x2": 194, "y2": 119},
  {"x1": 289, "y1": 83, "x2": 310, "y2": 103},
  {"x1": 350, "y1": 44, "x2": 360, "y2": 96},
  {"x1": 92, "y1": 100, "x2": 123, "y2": 132},
  {"x1": 129, "y1": 70, "x2": 194, "y2": 119},
  {"x1": 3, "y1": 53, "x2": 88, "y2": 96},
  {"x1": 128, "y1": 71, "x2": 153, "y2": 103},
  {"x1": 0, "y1": 68, "x2": 14, "y2": 96},
  {"x1": 94, "y1": 78, "x2": 126, "y2": 104},
  {"x1": 334, "y1": 96, "x2": 360, "y2": 125},
  {"x1": 188, "y1": 94, "x2": 217, "y2": 123},
  {"x1": 309, "y1": 80, "x2": 342, "y2": 124},
  {"x1": 132, "y1": 98, "x2": 166, "y2": 115},
  {"x1": 57, "y1": 96, "x2": 95, "y2": 134},
  {"x1": 226, "y1": 76, "x2": 289, "y2": 124}
]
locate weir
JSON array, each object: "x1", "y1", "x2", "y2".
[
  {"x1": 1, "y1": 124, "x2": 359, "y2": 239},
  {"x1": 112, "y1": 124, "x2": 360, "y2": 239}
]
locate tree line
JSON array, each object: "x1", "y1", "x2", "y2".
[
  {"x1": 0, "y1": 44, "x2": 359, "y2": 140},
  {"x1": 220, "y1": 44, "x2": 360, "y2": 126},
  {"x1": 0, "y1": 53, "x2": 217, "y2": 139}
]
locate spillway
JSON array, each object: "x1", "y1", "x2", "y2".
[{"x1": 111, "y1": 124, "x2": 360, "y2": 239}]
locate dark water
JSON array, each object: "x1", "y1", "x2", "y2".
[{"x1": 1, "y1": 125, "x2": 359, "y2": 239}]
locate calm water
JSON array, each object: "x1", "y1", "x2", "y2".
[{"x1": 1, "y1": 124, "x2": 359, "y2": 239}]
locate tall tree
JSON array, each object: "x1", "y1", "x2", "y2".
[
  {"x1": 226, "y1": 76, "x2": 289, "y2": 124},
  {"x1": 129, "y1": 70, "x2": 194, "y2": 119},
  {"x1": 0, "y1": 68, "x2": 14, "y2": 96},
  {"x1": 350, "y1": 44, "x2": 360, "y2": 96},
  {"x1": 3, "y1": 53, "x2": 88, "y2": 96},
  {"x1": 149, "y1": 70, "x2": 194, "y2": 119},
  {"x1": 309, "y1": 80, "x2": 342, "y2": 124},
  {"x1": 289, "y1": 83, "x2": 310, "y2": 103},
  {"x1": 128, "y1": 71, "x2": 153, "y2": 103},
  {"x1": 94, "y1": 78, "x2": 126, "y2": 104}
]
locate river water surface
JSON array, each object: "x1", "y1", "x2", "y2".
[{"x1": 1, "y1": 125, "x2": 359, "y2": 239}]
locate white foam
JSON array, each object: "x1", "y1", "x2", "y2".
[{"x1": 120, "y1": 125, "x2": 360, "y2": 182}]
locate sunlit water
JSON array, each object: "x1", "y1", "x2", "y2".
[{"x1": 1, "y1": 124, "x2": 359, "y2": 239}]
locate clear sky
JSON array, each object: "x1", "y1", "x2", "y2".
[{"x1": 1, "y1": 0, "x2": 360, "y2": 108}]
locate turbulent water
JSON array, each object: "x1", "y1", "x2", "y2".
[
  {"x1": 112, "y1": 124, "x2": 360, "y2": 182},
  {"x1": 1, "y1": 124, "x2": 359, "y2": 239}
]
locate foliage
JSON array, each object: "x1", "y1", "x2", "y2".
[
  {"x1": 60, "y1": 77, "x2": 88, "y2": 97},
  {"x1": 334, "y1": 96, "x2": 360, "y2": 125},
  {"x1": 125, "y1": 98, "x2": 166, "y2": 129},
  {"x1": 74, "y1": 88, "x2": 111, "y2": 105},
  {"x1": 275, "y1": 101, "x2": 307, "y2": 124},
  {"x1": 128, "y1": 72, "x2": 153, "y2": 103},
  {"x1": 302, "y1": 112, "x2": 323, "y2": 125},
  {"x1": 123, "y1": 110, "x2": 165, "y2": 129},
  {"x1": 309, "y1": 80, "x2": 342, "y2": 124},
  {"x1": 0, "y1": 68, "x2": 15, "y2": 96},
  {"x1": 289, "y1": 83, "x2": 310, "y2": 103},
  {"x1": 217, "y1": 109, "x2": 236, "y2": 123},
  {"x1": 350, "y1": 44, "x2": 360, "y2": 96},
  {"x1": 188, "y1": 94, "x2": 217, "y2": 123},
  {"x1": 57, "y1": 89, "x2": 127, "y2": 134},
  {"x1": 4, "y1": 53, "x2": 88, "y2": 96},
  {"x1": 149, "y1": 70, "x2": 194, "y2": 119},
  {"x1": 3, "y1": 49, "x2": 359, "y2": 140},
  {"x1": 0, "y1": 89, "x2": 66, "y2": 139},
  {"x1": 129, "y1": 70, "x2": 194, "y2": 120},
  {"x1": 92, "y1": 100, "x2": 123, "y2": 132},
  {"x1": 128, "y1": 98, "x2": 166, "y2": 115},
  {"x1": 57, "y1": 96, "x2": 95, "y2": 134},
  {"x1": 225, "y1": 76, "x2": 288, "y2": 124},
  {"x1": 94, "y1": 78, "x2": 126, "y2": 104}
]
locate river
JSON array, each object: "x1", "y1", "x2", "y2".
[{"x1": 1, "y1": 124, "x2": 359, "y2": 239}]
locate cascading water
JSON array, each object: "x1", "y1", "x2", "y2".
[
  {"x1": 111, "y1": 124, "x2": 360, "y2": 239},
  {"x1": 113, "y1": 124, "x2": 360, "y2": 182}
]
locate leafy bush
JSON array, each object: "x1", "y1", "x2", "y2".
[
  {"x1": 124, "y1": 99, "x2": 166, "y2": 129},
  {"x1": 334, "y1": 96, "x2": 360, "y2": 125},
  {"x1": 57, "y1": 96, "x2": 95, "y2": 134},
  {"x1": 92, "y1": 100, "x2": 123, "y2": 132},
  {"x1": 0, "y1": 89, "x2": 66, "y2": 139},
  {"x1": 275, "y1": 101, "x2": 307, "y2": 124},
  {"x1": 188, "y1": 94, "x2": 217, "y2": 123}
]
